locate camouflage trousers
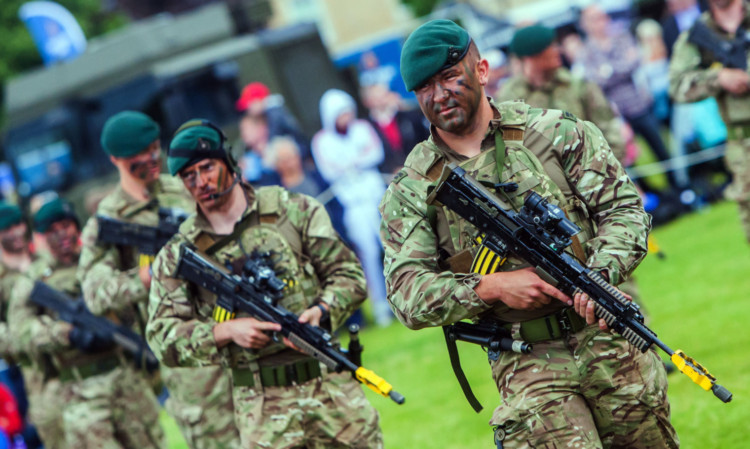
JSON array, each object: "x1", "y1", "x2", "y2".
[
  {"x1": 490, "y1": 325, "x2": 679, "y2": 448},
  {"x1": 27, "y1": 373, "x2": 71, "y2": 449},
  {"x1": 232, "y1": 370, "x2": 383, "y2": 448},
  {"x1": 162, "y1": 365, "x2": 240, "y2": 449},
  {"x1": 723, "y1": 138, "x2": 750, "y2": 242},
  {"x1": 62, "y1": 365, "x2": 166, "y2": 449}
]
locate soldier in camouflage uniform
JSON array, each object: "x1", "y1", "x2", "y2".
[
  {"x1": 496, "y1": 25, "x2": 625, "y2": 161},
  {"x1": 0, "y1": 202, "x2": 34, "y2": 373},
  {"x1": 380, "y1": 20, "x2": 678, "y2": 447},
  {"x1": 76, "y1": 111, "x2": 239, "y2": 448},
  {"x1": 669, "y1": 0, "x2": 750, "y2": 241},
  {"x1": 0, "y1": 203, "x2": 49, "y2": 447},
  {"x1": 146, "y1": 119, "x2": 383, "y2": 448},
  {"x1": 9, "y1": 198, "x2": 165, "y2": 449}
]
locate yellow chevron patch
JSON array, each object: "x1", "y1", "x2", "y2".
[
  {"x1": 470, "y1": 234, "x2": 506, "y2": 275},
  {"x1": 212, "y1": 305, "x2": 236, "y2": 323}
]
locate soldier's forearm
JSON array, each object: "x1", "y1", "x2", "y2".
[
  {"x1": 669, "y1": 69, "x2": 721, "y2": 103},
  {"x1": 83, "y1": 269, "x2": 147, "y2": 315}
]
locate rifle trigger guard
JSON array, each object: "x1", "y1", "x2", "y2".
[{"x1": 487, "y1": 344, "x2": 501, "y2": 362}]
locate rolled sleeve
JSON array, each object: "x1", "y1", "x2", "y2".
[
  {"x1": 147, "y1": 241, "x2": 224, "y2": 368},
  {"x1": 380, "y1": 183, "x2": 491, "y2": 330}
]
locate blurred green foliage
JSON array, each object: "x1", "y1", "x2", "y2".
[{"x1": 0, "y1": 0, "x2": 127, "y2": 126}]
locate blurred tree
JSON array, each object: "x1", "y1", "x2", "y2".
[
  {"x1": 0, "y1": 0, "x2": 127, "y2": 125},
  {"x1": 400, "y1": 0, "x2": 441, "y2": 17}
]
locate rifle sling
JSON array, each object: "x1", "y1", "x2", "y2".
[
  {"x1": 494, "y1": 131, "x2": 506, "y2": 176},
  {"x1": 443, "y1": 325, "x2": 484, "y2": 413}
]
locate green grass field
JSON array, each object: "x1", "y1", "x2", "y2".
[{"x1": 164, "y1": 201, "x2": 749, "y2": 448}]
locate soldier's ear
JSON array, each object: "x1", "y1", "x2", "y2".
[{"x1": 475, "y1": 58, "x2": 490, "y2": 86}]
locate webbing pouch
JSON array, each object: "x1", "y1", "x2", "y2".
[{"x1": 232, "y1": 359, "x2": 321, "y2": 388}]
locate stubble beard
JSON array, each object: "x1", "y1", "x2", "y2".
[{"x1": 434, "y1": 94, "x2": 481, "y2": 136}]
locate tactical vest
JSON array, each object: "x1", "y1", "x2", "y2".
[
  {"x1": 400, "y1": 102, "x2": 596, "y2": 321},
  {"x1": 189, "y1": 186, "x2": 322, "y2": 368}
]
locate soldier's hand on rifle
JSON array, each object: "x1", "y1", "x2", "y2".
[
  {"x1": 475, "y1": 267, "x2": 572, "y2": 310},
  {"x1": 297, "y1": 303, "x2": 328, "y2": 327},
  {"x1": 281, "y1": 303, "x2": 330, "y2": 352},
  {"x1": 213, "y1": 317, "x2": 281, "y2": 349},
  {"x1": 573, "y1": 287, "x2": 632, "y2": 331},
  {"x1": 717, "y1": 68, "x2": 750, "y2": 95},
  {"x1": 139, "y1": 264, "x2": 152, "y2": 290}
]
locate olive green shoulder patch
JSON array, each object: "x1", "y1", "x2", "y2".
[
  {"x1": 391, "y1": 170, "x2": 408, "y2": 184},
  {"x1": 562, "y1": 110, "x2": 577, "y2": 122}
]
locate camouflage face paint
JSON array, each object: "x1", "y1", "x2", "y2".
[
  {"x1": 45, "y1": 219, "x2": 80, "y2": 264},
  {"x1": 215, "y1": 166, "x2": 226, "y2": 192},
  {"x1": 125, "y1": 144, "x2": 162, "y2": 182},
  {"x1": 181, "y1": 159, "x2": 235, "y2": 212},
  {"x1": 0, "y1": 225, "x2": 27, "y2": 254},
  {"x1": 416, "y1": 57, "x2": 483, "y2": 135}
]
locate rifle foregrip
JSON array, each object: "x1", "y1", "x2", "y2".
[
  {"x1": 354, "y1": 367, "x2": 405, "y2": 404},
  {"x1": 287, "y1": 333, "x2": 339, "y2": 372},
  {"x1": 586, "y1": 271, "x2": 651, "y2": 352}
]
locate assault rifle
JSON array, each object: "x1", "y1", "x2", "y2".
[
  {"x1": 29, "y1": 281, "x2": 159, "y2": 372},
  {"x1": 175, "y1": 245, "x2": 405, "y2": 404},
  {"x1": 427, "y1": 163, "x2": 732, "y2": 403},
  {"x1": 688, "y1": 21, "x2": 749, "y2": 70},
  {"x1": 97, "y1": 208, "x2": 188, "y2": 259}
]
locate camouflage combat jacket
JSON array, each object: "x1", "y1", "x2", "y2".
[
  {"x1": 147, "y1": 184, "x2": 367, "y2": 369},
  {"x1": 379, "y1": 100, "x2": 650, "y2": 328},
  {"x1": 9, "y1": 256, "x2": 120, "y2": 375},
  {"x1": 77, "y1": 174, "x2": 194, "y2": 335},
  {"x1": 669, "y1": 4, "x2": 750, "y2": 127},
  {"x1": 496, "y1": 68, "x2": 625, "y2": 161},
  {"x1": 1, "y1": 262, "x2": 26, "y2": 360}
]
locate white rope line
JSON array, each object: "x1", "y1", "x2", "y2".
[
  {"x1": 625, "y1": 144, "x2": 726, "y2": 180},
  {"x1": 314, "y1": 145, "x2": 727, "y2": 204}
]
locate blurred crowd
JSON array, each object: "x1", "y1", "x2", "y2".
[{"x1": 491, "y1": 0, "x2": 729, "y2": 224}]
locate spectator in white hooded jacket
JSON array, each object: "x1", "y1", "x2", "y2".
[{"x1": 312, "y1": 89, "x2": 392, "y2": 326}]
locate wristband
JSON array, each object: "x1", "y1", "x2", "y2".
[{"x1": 315, "y1": 303, "x2": 330, "y2": 322}]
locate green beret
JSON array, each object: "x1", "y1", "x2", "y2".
[
  {"x1": 0, "y1": 202, "x2": 23, "y2": 231},
  {"x1": 167, "y1": 121, "x2": 226, "y2": 176},
  {"x1": 33, "y1": 198, "x2": 78, "y2": 233},
  {"x1": 101, "y1": 111, "x2": 161, "y2": 158},
  {"x1": 509, "y1": 25, "x2": 556, "y2": 57},
  {"x1": 400, "y1": 19, "x2": 471, "y2": 92}
]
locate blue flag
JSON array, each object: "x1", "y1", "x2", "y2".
[{"x1": 19, "y1": 1, "x2": 87, "y2": 65}]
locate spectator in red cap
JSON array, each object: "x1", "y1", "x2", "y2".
[
  {"x1": 0, "y1": 383, "x2": 22, "y2": 444},
  {"x1": 235, "y1": 82, "x2": 312, "y2": 186}
]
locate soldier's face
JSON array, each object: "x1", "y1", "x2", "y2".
[
  {"x1": 415, "y1": 54, "x2": 488, "y2": 135},
  {"x1": 0, "y1": 223, "x2": 28, "y2": 254},
  {"x1": 44, "y1": 219, "x2": 80, "y2": 263},
  {"x1": 527, "y1": 45, "x2": 563, "y2": 72},
  {"x1": 113, "y1": 140, "x2": 162, "y2": 184},
  {"x1": 179, "y1": 158, "x2": 235, "y2": 211}
]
